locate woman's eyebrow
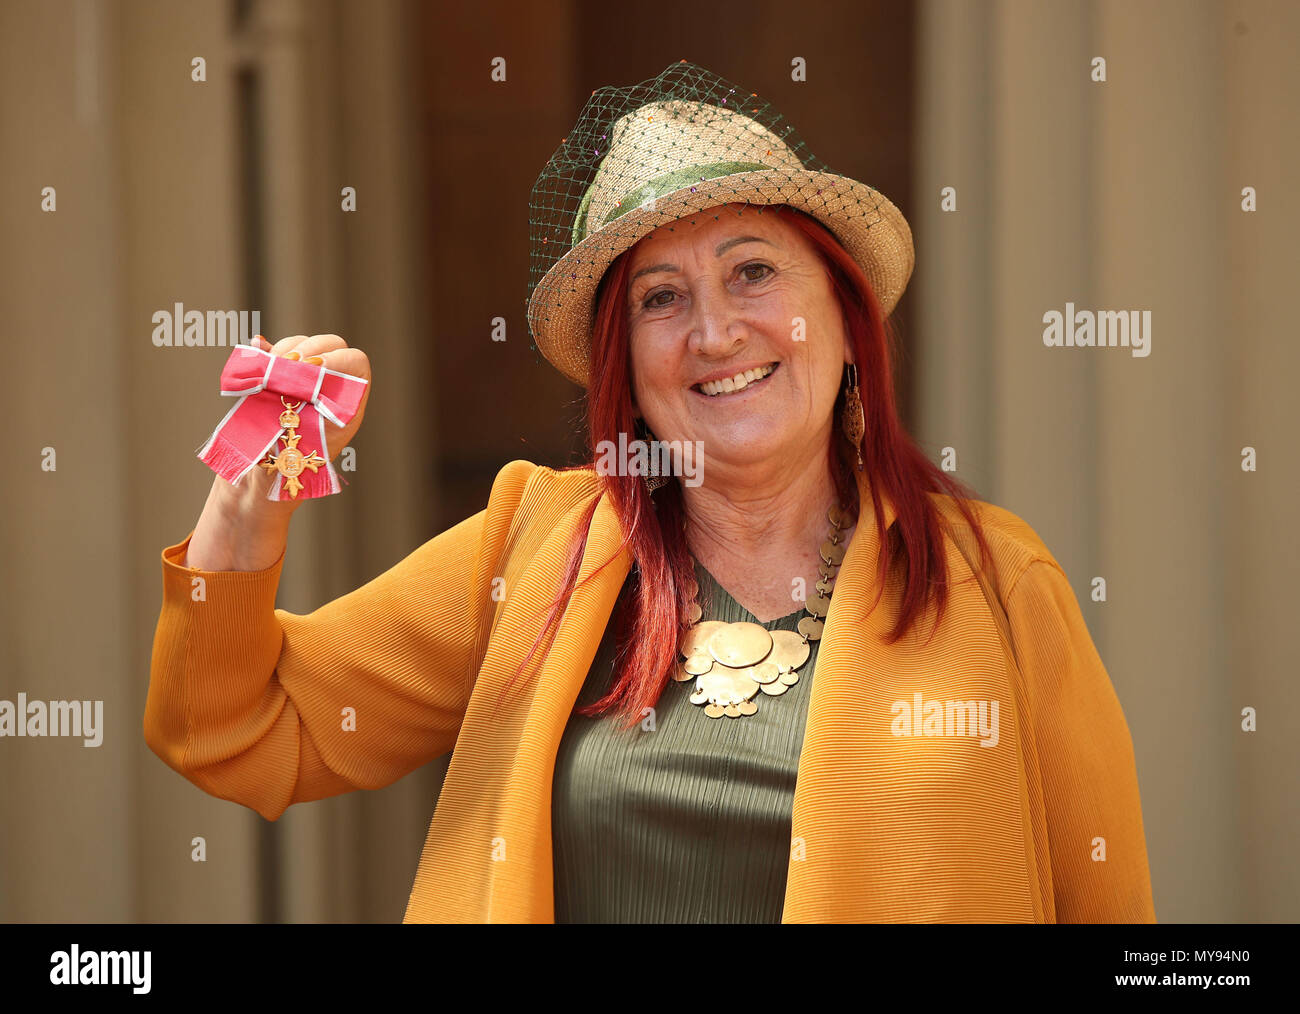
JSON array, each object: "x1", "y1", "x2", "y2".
[
  {"x1": 630, "y1": 237, "x2": 776, "y2": 284},
  {"x1": 631, "y1": 262, "x2": 676, "y2": 283},
  {"x1": 714, "y1": 235, "x2": 774, "y2": 257}
]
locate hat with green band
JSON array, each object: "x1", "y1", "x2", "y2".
[{"x1": 526, "y1": 60, "x2": 914, "y2": 389}]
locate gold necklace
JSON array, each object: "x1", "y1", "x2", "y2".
[{"x1": 672, "y1": 504, "x2": 851, "y2": 719}]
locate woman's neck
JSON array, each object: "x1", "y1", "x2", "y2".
[{"x1": 679, "y1": 451, "x2": 856, "y2": 621}]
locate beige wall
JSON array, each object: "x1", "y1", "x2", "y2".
[
  {"x1": 0, "y1": 0, "x2": 441, "y2": 921},
  {"x1": 916, "y1": 0, "x2": 1299, "y2": 921}
]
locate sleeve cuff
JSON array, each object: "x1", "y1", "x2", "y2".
[{"x1": 161, "y1": 529, "x2": 287, "y2": 605}]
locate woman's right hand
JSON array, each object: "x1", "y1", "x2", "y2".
[
  {"x1": 254, "y1": 333, "x2": 372, "y2": 461},
  {"x1": 185, "y1": 333, "x2": 372, "y2": 571}
]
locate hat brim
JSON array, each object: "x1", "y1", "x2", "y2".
[{"x1": 527, "y1": 169, "x2": 914, "y2": 388}]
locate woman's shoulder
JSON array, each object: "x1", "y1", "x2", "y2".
[
  {"x1": 485, "y1": 458, "x2": 601, "y2": 525},
  {"x1": 925, "y1": 491, "x2": 1066, "y2": 599}
]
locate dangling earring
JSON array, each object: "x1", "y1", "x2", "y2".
[
  {"x1": 840, "y1": 362, "x2": 865, "y2": 471},
  {"x1": 635, "y1": 417, "x2": 670, "y2": 493}
]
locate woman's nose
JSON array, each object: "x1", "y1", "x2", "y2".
[{"x1": 686, "y1": 286, "x2": 747, "y2": 357}]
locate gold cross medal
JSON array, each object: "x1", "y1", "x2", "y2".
[{"x1": 260, "y1": 397, "x2": 326, "y2": 498}]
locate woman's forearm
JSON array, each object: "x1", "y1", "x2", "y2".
[{"x1": 184, "y1": 469, "x2": 300, "y2": 572}]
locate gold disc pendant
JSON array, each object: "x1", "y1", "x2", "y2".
[
  {"x1": 679, "y1": 620, "x2": 726, "y2": 658},
  {"x1": 819, "y1": 539, "x2": 846, "y2": 566},
  {"x1": 676, "y1": 502, "x2": 851, "y2": 719},
  {"x1": 708, "y1": 622, "x2": 772, "y2": 668},
  {"x1": 797, "y1": 615, "x2": 824, "y2": 641},
  {"x1": 683, "y1": 654, "x2": 714, "y2": 676},
  {"x1": 768, "y1": 629, "x2": 811, "y2": 671},
  {"x1": 694, "y1": 666, "x2": 760, "y2": 710},
  {"x1": 751, "y1": 661, "x2": 781, "y2": 685},
  {"x1": 671, "y1": 662, "x2": 696, "y2": 682},
  {"x1": 805, "y1": 592, "x2": 832, "y2": 618}
]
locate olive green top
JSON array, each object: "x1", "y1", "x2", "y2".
[{"x1": 552, "y1": 558, "x2": 823, "y2": 923}]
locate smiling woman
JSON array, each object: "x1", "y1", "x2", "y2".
[
  {"x1": 524, "y1": 199, "x2": 996, "y2": 721},
  {"x1": 146, "y1": 60, "x2": 1155, "y2": 925}
]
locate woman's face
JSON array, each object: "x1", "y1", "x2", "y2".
[{"x1": 625, "y1": 203, "x2": 850, "y2": 481}]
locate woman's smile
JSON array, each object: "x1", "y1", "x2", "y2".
[{"x1": 690, "y1": 361, "x2": 780, "y2": 400}]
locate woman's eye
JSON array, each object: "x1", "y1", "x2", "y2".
[{"x1": 641, "y1": 266, "x2": 769, "y2": 309}]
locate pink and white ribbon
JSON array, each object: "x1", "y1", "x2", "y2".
[{"x1": 195, "y1": 343, "x2": 369, "y2": 501}]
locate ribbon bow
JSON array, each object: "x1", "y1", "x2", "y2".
[{"x1": 196, "y1": 342, "x2": 369, "y2": 501}]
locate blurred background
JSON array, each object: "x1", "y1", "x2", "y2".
[{"x1": 1, "y1": 0, "x2": 1295, "y2": 922}]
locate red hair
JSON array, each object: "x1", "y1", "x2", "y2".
[{"x1": 500, "y1": 204, "x2": 997, "y2": 729}]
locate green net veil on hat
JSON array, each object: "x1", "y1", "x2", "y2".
[{"x1": 525, "y1": 60, "x2": 915, "y2": 389}]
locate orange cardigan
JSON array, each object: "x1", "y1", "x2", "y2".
[{"x1": 145, "y1": 459, "x2": 1156, "y2": 923}]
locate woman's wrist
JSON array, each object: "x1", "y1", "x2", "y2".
[{"x1": 186, "y1": 470, "x2": 299, "y2": 571}]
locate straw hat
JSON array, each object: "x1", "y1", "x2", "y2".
[{"x1": 525, "y1": 61, "x2": 915, "y2": 389}]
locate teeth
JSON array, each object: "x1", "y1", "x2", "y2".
[{"x1": 698, "y1": 363, "x2": 775, "y2": 397}]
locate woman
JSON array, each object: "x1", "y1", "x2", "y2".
[{"x1": 145, "y1": 62, "x2": 1155, "y2": 923}]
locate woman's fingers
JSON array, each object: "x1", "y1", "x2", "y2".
[
  {"x1": 268, "y1": 333, "x2": 309, "y2": 356},
  {"x1": 256, "y1": 334, "x2": 364, "y2": 379},
  {"x1": 293, "y1": 333, "x2": 349, "y2": 362},
  {"x1": 263, "y1": 332, "x2": 345, "y2": 358},
  {"x1": 319, "y1": 346, "x2": 371, "y2": 382}
]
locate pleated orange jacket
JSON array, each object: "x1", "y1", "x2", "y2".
[{"x1": 145, "y1": 458, "x2": 1156, "y2": 923}]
